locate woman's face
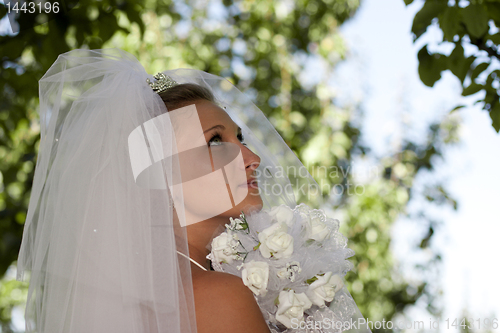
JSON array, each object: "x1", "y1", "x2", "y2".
[{"x1": 171, "y1": 99, "x2": 263, "y2": 224}]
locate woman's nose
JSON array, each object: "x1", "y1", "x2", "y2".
[{"x1": 242, "y1": 145, "x2": 260, "y2": 171}]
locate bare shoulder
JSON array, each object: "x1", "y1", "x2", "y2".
[{"x1": 192, "y1": 271, "x2": 270, "y2": 333}]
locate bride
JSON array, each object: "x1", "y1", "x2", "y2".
[
  {"x1": 158, "y1": 83, "x2": 270, "y2": 332},
  {"x1": 16, "y1": 49, "x2": 366, "y2": 333}
]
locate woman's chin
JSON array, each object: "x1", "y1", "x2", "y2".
[
  {"x1": 241, "y1": 197, "x2": 264, "y2": 217},
  {"x1": 226, "y1": 194, "x2": 263, "y2": 218},
  {"x1": 241, "y1": 201, "x2": 263, "y2": 216}
]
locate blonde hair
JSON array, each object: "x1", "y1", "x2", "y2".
[{"x1": 158, "y1": 83, "x2": 215, "y2": 110}]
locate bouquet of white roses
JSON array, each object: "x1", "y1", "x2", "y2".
[{"x1": 207, "y1": 204, "x2": 359, "y2": 333}]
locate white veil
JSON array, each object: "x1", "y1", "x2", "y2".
[
  {"x1": 17, "y1": 49, "x2": 194, "y2": 333},
  {"x1": 17, "y1": 49, "x2": 368, "y2": 333}
]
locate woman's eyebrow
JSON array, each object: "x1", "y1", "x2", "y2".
[{"x1": 203, "y1": 124, "x2": 225, "y2": 134}]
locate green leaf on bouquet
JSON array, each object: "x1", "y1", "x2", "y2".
[
  {"x1": 306, "y1": 276, "x2": 319, "y2": 284},
  {"x1": 305, "y1": 239, "x2": 315, "y2": 246},
  {"x1": 253, "y1": 243, "x2": 261, "y2": 251},
  {"x1": 239, "y1": 211, "x2": 249, "y2": 230},
  {"x1": 239, "y1": 211, "x2": 247, "y2": 221}
]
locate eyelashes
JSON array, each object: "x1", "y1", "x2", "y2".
[
  {"x1": 238, "y1": 133, "x2": 248, "y2": 146},
  {"x1": 208, "y1": 132, "x2": 223, "y2": 146},
  {"x1": 208, "y1": 131, "x2": 247, "y2": 147}
]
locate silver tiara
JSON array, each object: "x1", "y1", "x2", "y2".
[{"x1": 146, "y1": 73, "x2": 179, "y2": 94}]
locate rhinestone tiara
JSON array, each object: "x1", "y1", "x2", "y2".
[{"x1": 146, "y1": 73, "x2": 179, "y2": 94}]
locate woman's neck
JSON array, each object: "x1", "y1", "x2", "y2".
[{"x1": 186, "y1": 215, "x2": 228, "y2": 271}]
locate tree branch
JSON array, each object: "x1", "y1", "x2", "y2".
[{"x1": 471, "y1": 38, "x2": 500, "y2": 62}]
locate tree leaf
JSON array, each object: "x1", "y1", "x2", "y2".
[
  {"x1": 0, "y1": 3, "x2": 6, "y2": 20},
  {"x1": 470, "y1": 62, "x2": 489, "y2": 81},
  {"x1": 98, "y1": 13, "x2": 119, "y2": 42},
  {"x1": 411, "y1": 0, "x2": 448, "y2": 40},
  {"x1": 417, "y1": 46, "x2": 445, "y2": 87},
  {"x1": 404, "y1": 0, "x2": 414, "y2": 5},
  {"x1": 447, "y1": 43, "x2": 475, "y2": 83},
  {"x1": 124, "y1": 3, "x2": 145, "y2": 37},
  {"x1": 485, "y1": 2, "x2": 500, "y2": 23},
  {"x1": 462, "y1": 4, "x2": 489, "y2": 38},
  {"x1": 450, "y1": 105, "x2": 465, "y2": 113},
  {"x1": 484, "y1": 89, "x2": 497, "y2": 104},
  {"x1": 488, "y1": 32, "x2": 500, "y2": 45},
  {"x1": 489, "y1": 101, "x2": 500, "y2": 132},
  {"x1": 439, "y1": 6, "x2": 461, "y2": 42},
  {"x1": 462, "y1": 83, "x2": 483, "y2": 96},
  {"x1": 486, "y1": 69, "x2": 500, "y2": 88}
]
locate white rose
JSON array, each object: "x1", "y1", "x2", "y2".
[
  {"x1": 267, "y1": 205, "x2": 295, "y2": 226},
  {"x1": 257, "y1": 223, "x2": 294, "y2": 259},
  {"x1": 275, "y1": 290, "x2": 312, "y2": 328},
  {"x1": 305, "y1": 272, "x2": 343, "y2": 307},
  {"x1": 241, "y1": 261, "x2": 269, "y2": 296},
  {"x1": 305, "y1": 215, "x2": 331, "y2": 242},
  {"x1": 211, "y1": 231, "x2": 239, "y2": 264}
]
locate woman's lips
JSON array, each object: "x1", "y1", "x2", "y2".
[{"x1": 239, "y1": 178, "x2": 259, "y2": 189}]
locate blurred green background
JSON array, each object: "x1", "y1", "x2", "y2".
[{"x1": 1, "y1": 0, "x2": 499, "y2": 332}]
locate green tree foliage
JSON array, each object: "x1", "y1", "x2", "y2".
[
  {"x1": 1, "y1": 0, "x2": 458, "y2": 331},
  {"x1": 0, "y1": 268, "x2": 27, "y2": 333},
  {"x1": 405, "y1": 0, "x2": 500, "y2": 132},
  {"x1": 457, "y1": 308, "x2": 497, "y2": 333},
  {"x1": 0, "y1": 0, "x2": 147, "y2": 277}
]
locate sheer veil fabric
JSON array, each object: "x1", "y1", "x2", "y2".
[
  {"x1": 17, "y1": 49, "x2": 368, "y2": 333},
  {"x1": 17, "y1": 49, "x2": 195, "y2": 333}
]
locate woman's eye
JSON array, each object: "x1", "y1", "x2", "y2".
[
  {"x1": 209, "y1": 132, "x2": 247, "y2": 147},
  {"x1": 208, "y1": 134, "x2": 223, "y2": 146},
  {"x1": 238, "y1": 134, "x2": 247, "y2": 146}
]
